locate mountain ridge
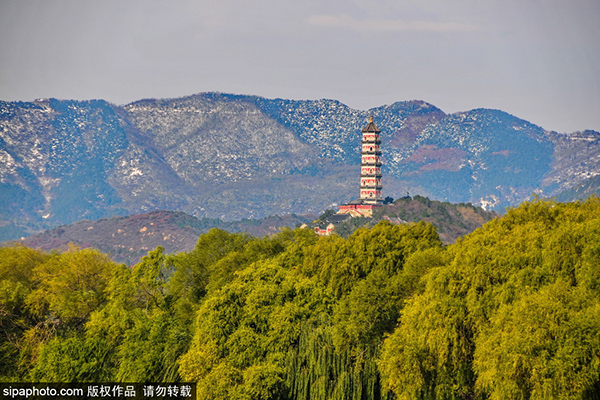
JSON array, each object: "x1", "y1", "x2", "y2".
[{"x1": 1, "y1": 92, "x2": 599, "y2": 240}]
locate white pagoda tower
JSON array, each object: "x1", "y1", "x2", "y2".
[
  {"x1": 338, "y1": 116, "x2": 383, "y2": 217},
  {"x1": 359, "y1": 115, "x2": 383, "y2": 204}
]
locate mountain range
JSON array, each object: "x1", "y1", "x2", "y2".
[{"x1": 1, "y1": 92, "x2": 599, "y2": 240}]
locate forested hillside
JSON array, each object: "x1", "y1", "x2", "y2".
[
  {"x1": 331, "y1": 195, "x2": 497, "y2": 243},
  {"x1": 1, "y1": 198, "x2": 599, "y2": 399}
]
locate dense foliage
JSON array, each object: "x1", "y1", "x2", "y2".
[{"x1": 1, "y1": 198, "x2": 600, "y2": 399}]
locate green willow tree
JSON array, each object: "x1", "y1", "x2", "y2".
[
  {"x1": 379, "y1": 197, "x2": 600, "y2": 400},
  {"x1": 0, "y1": 245, "x2": 50, "y2": 380},
  {"x1": 4, "y1": 199, "x2": 599, "y2": 399},
  {"x1": 0, "y1": 246, "x2": 119, "y2": 381},
  {"x1": 180, "y1": 222, "x2": 443, "y2": 400}
]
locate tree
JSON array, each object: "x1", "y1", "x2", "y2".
[
  {"x1": 380, "y1": 198, "x2": 600, "y2": 399},
  {"x1": 475, "y1": 282, "x2": 600, "y2": 400},
  {"x1": 27, "y1": 246, "x2": 118, "y2": 325},
  {"x1": 0, "y1": 245, "x2": 50, "y2": 380}
]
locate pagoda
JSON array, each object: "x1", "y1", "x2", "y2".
[{"x1": 338, "y1": 116, "x2": 383, "y2": 217}]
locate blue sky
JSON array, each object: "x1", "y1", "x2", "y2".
[{"x1": 1, "y1": 0, "x2": 598, "y2": 132}]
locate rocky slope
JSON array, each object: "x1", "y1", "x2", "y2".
[{"x1": 1, "y1": 93, "x2": 598, "y2": 240}]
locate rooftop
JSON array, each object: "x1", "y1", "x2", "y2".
[{"x1": 361, "y1": 115, "x2": 381, "y2": 133}]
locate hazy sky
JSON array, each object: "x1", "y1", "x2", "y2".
[{"x1": 1, "y1": 0, "x2": 598, "y2": 132}]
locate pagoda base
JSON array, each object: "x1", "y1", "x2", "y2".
[{"x1": 338, "y1": 199, "x2": 383, "y2": 218}]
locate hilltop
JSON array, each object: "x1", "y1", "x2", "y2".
[{"x1": 320, "y1": 195, "x2": 497, "y2": 243}]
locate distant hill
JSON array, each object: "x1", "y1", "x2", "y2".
[
  {"x1": 329, "y1": 195, "x2": 497, "y2": 244},
  {"x1": 19, "y1": 211, "x2": 312, "y2": 265},
  {"x1": 15, "y1": 196, "x2": 497, "y2": 264},
  {"x1": 1, "y1": 93, "x2": 599, "y2": 240}
]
